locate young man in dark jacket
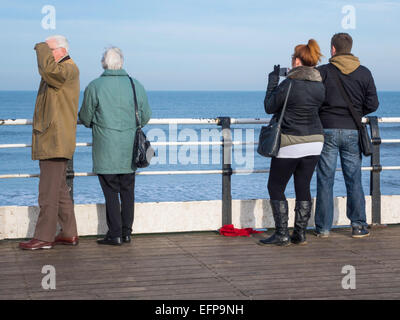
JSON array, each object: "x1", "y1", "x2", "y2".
[{"x1": 315, "y1": 33, "x2": 379, "y2": 238}]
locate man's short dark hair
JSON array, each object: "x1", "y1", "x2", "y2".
[{"x1": 331, "y1": 33, "x2": 353, "y2": 54}]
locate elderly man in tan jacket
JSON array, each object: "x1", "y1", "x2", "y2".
[{"x1": 19, "y1": 35, "x2": 80, "y2": 250}]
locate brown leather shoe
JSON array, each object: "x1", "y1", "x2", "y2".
[
  {"x1": 54, "y1": 235, "x2": 79, "y2": 246},
  {"x1": 19, "y1": 239, "x2": 54, "y2": 250}
]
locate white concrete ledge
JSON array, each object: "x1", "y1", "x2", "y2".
[{"x1": 1, "y1": 196, "x2": 400, "y2": 240}]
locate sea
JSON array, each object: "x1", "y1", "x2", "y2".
[{"x1": 1, "y1": 90, "x2": 400, "y2": 206}]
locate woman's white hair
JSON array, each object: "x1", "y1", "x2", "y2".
[
  {"x1": 101, "y1": 47, "x2": 124, "y2": 70},
  {"x1": 45, "y1": 35, "x2": 69, "y2": 52}
]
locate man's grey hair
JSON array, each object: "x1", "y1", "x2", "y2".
[
  {"x1": 101, "y1": 47, "x2": 124, "y2": 70},
  {"x1": 45, "y1": 35, "x2": 69, "y2": 53}
]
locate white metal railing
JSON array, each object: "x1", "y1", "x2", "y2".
[
  {"x1": 1, "y1": 118, "x2": 277, "y2": 126},
  {"x1": 2, "y1": 116, "x2": 400, "y2": 226},
  {"x1": 2, "y1": 139, "x2": 400, "y2": 149},
  {"x1": 1, "y1": 117, "x2": 400, "y2": 180},
  {"x1": 3, "y1": 117, "x2": 400, "y2": 126},
  {"x1": 2, "y1": 166, "x2": 400, "y2": 180},
  {"x1": 0, "y1": 141, "x2": 266, "y2": 149}
]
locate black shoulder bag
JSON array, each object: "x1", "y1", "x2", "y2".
[
  {"x1": 330, "y1": 65, "x2": 372, "y2": 156},
  {"x1": 128, "y1": 76, "x2": 155, "y2": 168},
  {"x1": 257, "y1": 81, "x2": 292, "y2": 158}
]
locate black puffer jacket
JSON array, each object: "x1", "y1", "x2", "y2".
[{"x1": 264, "y1": 66, "x2": 325, "y2": 136}]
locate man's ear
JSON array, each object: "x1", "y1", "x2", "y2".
[{"x1": 331, "y1": 45, "x2": 336, "y2": 57}]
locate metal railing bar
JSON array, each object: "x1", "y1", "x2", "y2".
[
  {"x1": 73, "y1": 170, "x2": 225, "y2": 176},
  {"x1": 0, "y1": 119, "x2": 33, "y2": 125},
  {"x1": 380, "y1": 166, "x2": 400, "y2": 170},
  {"x1": 0, "y1": 144, "x2": 31, "y2": 149},
  {"x1": 3, "y1": 166, "x2": 400, "y2": 180},
  {"x1": 233, "y1": 167, "x2": 400, "y2": 174},
  {"x1": 2, "y1": 117, "x2": 400, "y2": 126},
  {"x1": 3, "y1": 139, "x2": 400, "y2": 149},
  {"x1": 376, "y1": 117, "x2": 400, "y2": 123},
  {"x1": 0, "y1": 170, "x2": 224, "y2": 179},
  {"x1": 230, "y1": 118, "x2": 270, "y2": 124},
  {"x1": 0, "y1": 141, "x2": 262, "y2": 149},
  {"x1": 0, "y1": 118, "x2": 222, "y2": 126}
]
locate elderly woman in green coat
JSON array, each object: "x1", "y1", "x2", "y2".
[{"x1": 79, "y1": 47, "x2": 151, "y2": 246}]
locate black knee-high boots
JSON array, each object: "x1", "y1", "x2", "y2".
[
  {"x1": 291, "y1": 201, "x2": 312, "y2": 245},
  {"x1": 259, "y1": 200, "x2": 290, "y2": 246},
  {"x1": 259, "y1": 200, "x2": 312, "y2": 246}
]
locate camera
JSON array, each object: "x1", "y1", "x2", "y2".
[{"x1": 279, "y1": 68, "x2": 288, "y2": 77}]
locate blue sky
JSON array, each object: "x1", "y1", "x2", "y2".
[{"x1": 0, "y1": 0, "x2": 399, "y2": 90}]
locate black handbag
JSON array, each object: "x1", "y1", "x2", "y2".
[
  {"x1": 330, "y1": 65, "x2": 372, "y2": 156},
  {"x1": 257, "y1": 81, "x2": 292, "y2": 157},
  {"x1": 128, "y1": 76, "x2": 155, "y2": 168}
]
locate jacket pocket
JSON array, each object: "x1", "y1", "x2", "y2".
[
  {"x1": 33, "y1": 121, "x2": 52, "y2": 134},
  {"x1": 33, "y1": 120, "x2": 58, "y2": 155},
  {"x1": 33, "y1": 89, "x2": 56, "y2": 133}
]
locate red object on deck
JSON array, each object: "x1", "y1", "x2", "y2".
[{"x1": 219, "y1": 224, "x2": 263, "y2": 237}]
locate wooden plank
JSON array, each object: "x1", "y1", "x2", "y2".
[{"x1": 1, "y1": 226, "x2": 400, "y2": 300}]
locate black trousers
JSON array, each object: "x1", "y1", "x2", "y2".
[
  {"x1": 98, "y1": 173, "x2": 135, "y2": 238},
  {"x1": 267, "y1": 156, "x2": 320, "y2": 201}
]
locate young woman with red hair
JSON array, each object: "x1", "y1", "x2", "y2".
[{"x1": 259, "y1": 39, "x2": 325, "y2": 246}]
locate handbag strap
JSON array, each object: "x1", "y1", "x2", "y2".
[
  {"x1": 128, "y1": 76, "x2": 141, "y2": 128},
  {"x1": 330, "y1": 64, "x2": 362, "y2": 130},
  {"x1": 277, "y1": 80, "x2": 293, "y2": 125}
]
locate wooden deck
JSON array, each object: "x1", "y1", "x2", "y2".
[{"x1": 1, "y1": 225, "x2": 400, "y2": 300}]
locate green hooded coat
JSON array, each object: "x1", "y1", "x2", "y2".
[{"x1": 79, "y1": 69, "x2": 152, "y2": 174}]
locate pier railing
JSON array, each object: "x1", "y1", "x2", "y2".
[{"x1": 1, "y1": 116, "x2": 400, "y2": 226}]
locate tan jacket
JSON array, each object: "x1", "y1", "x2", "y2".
[{"x1": 32, "y1": 42, "x2": 80, "y2": 160}]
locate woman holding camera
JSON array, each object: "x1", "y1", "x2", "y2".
[{"x1": 259, "y1": 39, "x2": 325, "y2": 246}]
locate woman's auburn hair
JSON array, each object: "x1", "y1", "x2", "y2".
[{"x1": 292, "y1": 39, "x2": 323, "y2": 67}]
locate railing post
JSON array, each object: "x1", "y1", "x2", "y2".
[
  {"x1": 367, "y1": 116, "x2": 382, "y2": 225},
  {"x1": 66, "y1": 158, "x2": 74, "y2": 202},
  {"x1": 217, "y1": 117, "x2": 232, "y2": 226}
]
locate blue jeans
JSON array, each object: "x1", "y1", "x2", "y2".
[{"x1": 315, "y1": 129, "x2": 367, "y2": 233}]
